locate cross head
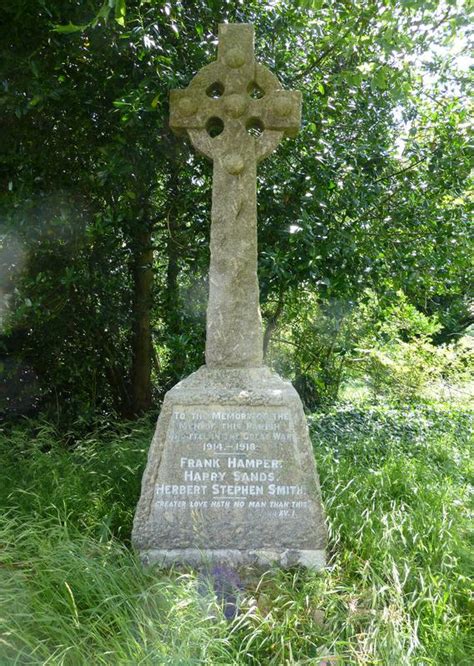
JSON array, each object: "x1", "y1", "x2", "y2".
[{"x1": 170, "y1": 23, "x2": 301, "y2": 171}]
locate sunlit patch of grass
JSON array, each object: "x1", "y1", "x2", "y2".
[{"x1": 0, "y1": 405, "x2": 472, "y2": 664}]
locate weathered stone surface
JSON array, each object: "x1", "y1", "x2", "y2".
[
  {"x1": 133, "y1": 367, "x2": 326, "y2": 569},
  {"x1": 132, "y1": 23, "x2": 327, "y2": 570},
  {"x1": 169, "y1": 23, "x2": 301, "y2": 368}
]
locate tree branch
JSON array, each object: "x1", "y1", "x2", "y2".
[
  {"x1": 292, "y1": 10, "x2": 375, "y2": 82},
  {"x1": 372, "y1": 156, "x2": 428, "y2": 185}
]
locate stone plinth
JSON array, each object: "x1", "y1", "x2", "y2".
[{"x1": 132, "y1": 366, "x2": 326, "y2": 569}]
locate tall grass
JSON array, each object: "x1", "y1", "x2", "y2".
[{"x1": 0, "y1": 405, "x2": 472, "y2": 664}]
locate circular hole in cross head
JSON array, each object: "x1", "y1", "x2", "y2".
[
  {"x1": 206, "y1": 81, "x2": 225, "y2": 98},
  {"x1": 206, "y1": 116, "x2": 224, "y2": 138},
  {"x1": 246, "y1": 117, "x2": 264, "y2": 137},
  {"x1": 247, "y1": 81, "x2": 265, "y2": 99}
]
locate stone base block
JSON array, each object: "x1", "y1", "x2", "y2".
[
  {"x1": 132, "y1": 366, "x2": 327, "y2": 570},
  {"x1": 141, "y1": 548, "x2": 326, "y2": 569}
]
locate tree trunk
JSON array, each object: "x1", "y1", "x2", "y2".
[
  {"x1": 130, "y1": 220, "x2": 154, "y2": 415},
  {"x1": 166, "y1": 208, "x2": 180, "y2": 325},
  {"x1": 164, "y1": 163, "x2": 186, "y2": 380},
  {"x1": 263, "y1": 296, "x2": 284, "y2": 359}
]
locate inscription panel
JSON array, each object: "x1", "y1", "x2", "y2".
[{"x1": 153, "y1": 405, "x2": 313, "y2": 521}]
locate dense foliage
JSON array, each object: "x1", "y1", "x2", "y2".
[{"x1": 1, "y1": 0, "x2": 472, "y2": 421}]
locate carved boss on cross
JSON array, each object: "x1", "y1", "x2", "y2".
[{"x1": 169, "y1": 24, "x2": 301, "y2": 173}]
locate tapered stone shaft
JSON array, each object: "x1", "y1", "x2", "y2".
[{"x1": 206, "y1": 155, "x2": 262, "y2": 366}]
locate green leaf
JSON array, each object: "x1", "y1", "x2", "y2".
[
  {"x1": 298, "y1": 0, "x2": 323, "y2": 8},
  {"x1": 115, "y1": 0, "x2": 126, "y2": 26},
  {"x1": 52, "y1": 22, "x2": 87, "y2": 34},
  {"x1": 95, "y1": 3, "x2": 112, "y2": 23},
  {"x1": 373, "y1": 67, "x2": 388, "y2": 90}
]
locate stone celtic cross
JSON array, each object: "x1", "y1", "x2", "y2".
[
  {"x1": 170, "y1": 23, "x2": 301, "y2": 368},
  {"x1": 134, "y1": 24, "x2": 326, "y2": 570}
]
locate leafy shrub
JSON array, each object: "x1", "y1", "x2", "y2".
[
  {"x1": 353, "y1": 292, "x2": 473, "y2": 403},
  {"x1": 268, "y1": 289, "x2": 472, "y2": 406}
]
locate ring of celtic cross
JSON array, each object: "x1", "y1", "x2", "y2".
[{"x1": 169, "y1": 24, "x2": 301, "y2": 171}]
